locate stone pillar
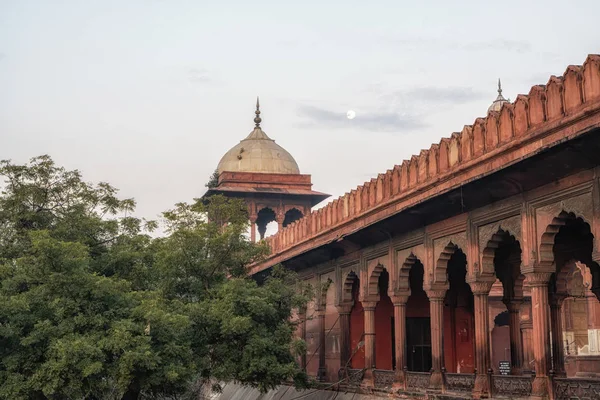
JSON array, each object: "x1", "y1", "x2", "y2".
[
  {"x1": 249, "y1": 214, "x2": 257, "y2": 243},
  {"x1": 299, "y1": 307, "x2": 307, "y2": 370},
  {"x1": 550, "y1": 293, "x2": 567, "y2": 376},
  {"x1": 426, "y1": 289, "x2": 447, "y2": 390},
  {"x1": 337, "y1": 304, "x2": 353, "y2": 371},
  {"x1": 525, "y1": 272, "x2": 553, "y2": 399},
  {"x1": 504, "y1": 298, "x2": 525, "y2": 375},
  {"x1": 521, "y1": 319, "x2": 534, "y2": 372},
  {"x1": 276, "y1": 211, "x2": 284, "y2": 233},
  {"x1": 470, "y1": 281, "x2": 494, "y2": 399},
  {"x1": 363, "y1": 301, "x2": 377, "y2": 386},
  {"x1": 392, "y1": 294, "x2": 409, "y2": 390},
  {"x1": 317, "y1": 309, "x2": 327, "y2": 381}
]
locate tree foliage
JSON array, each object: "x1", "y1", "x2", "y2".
[{"x1": 0, "y1": 156, "x2": 310, "y2": 400}]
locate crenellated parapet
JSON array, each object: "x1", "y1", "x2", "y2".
[{"x1": 260, "y1": 55, "x2": 600, "y2": 270}]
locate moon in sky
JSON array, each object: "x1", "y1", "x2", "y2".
[{"x1": 346, "y1": 110, "x2": 356, "y2": 120}]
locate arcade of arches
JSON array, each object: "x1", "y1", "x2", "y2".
[{"x1": 292, "y1": 171, "x2": 600, "y2": 399}]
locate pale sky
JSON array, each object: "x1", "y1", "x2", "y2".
[{"x1": 1, "y1": 0, "x2": 599, "y2": 227}]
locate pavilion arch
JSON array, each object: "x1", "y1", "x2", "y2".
[
  {"x1": 481, "y1": 229, "x2": 524, "y2": 299},
  {"x1": 432, "y1": 241, "x2": 462, "y2": 286},
  {"x1": 256, "y1": 207, "x2": 277, "y2": 239},
  {"x1": 341, "y1": 271, "x2": 359, "y2": 304},
  {"x1": 539, "y1": 211, "x2": 594, "y2": 266},
  {"x1": 367, "y1": 262, "x2": 386, "y2": 298},
  {"x1": 283, "y1": 208, "x2": 303, "y2": 228},
  {"x1": 318, "y1": 277, "x2": 334, "y2": 309},
  {"x1": 395, "y1": 253, "x2": 419, "y2": 293}
]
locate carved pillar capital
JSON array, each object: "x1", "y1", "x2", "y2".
[
  {"x1": 524, "y1": 271, "x2": 553, "y2": 287},
  {"x1": 362, "y1": 301, "x2": 377, "y2": 311},
  {"x1": 468, "y1": 280, "x2": 495, "y2": 295},
  {"x1": 503, "y1": 297, "x2": 524, "y2": 312},
  {"x1": 425, "y1": 288, "x2": 447, "y2": 300},
  {"x1": 391, "y1": 294, "x2": 410, "y2": 305},
  {"x1": 336, "y1": 302, "x2": 353, "y2": 315}
]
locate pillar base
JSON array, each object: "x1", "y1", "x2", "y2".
[
  {"x1": 472, "y1": 373, "x2": 491, "y2": 399},
  {"x1": 392, "y1": 369, "x2": 406, "y2": 392},
  {"x1": 362, "y1": 369, "x2": 375, "y2": 388},
  {"x1": 429, "y1": 370, "x2": 444, "y2": 390},
  {"x1": 530, "y1": 375, "x2": 550, "y2": 400},
  {"x1": 317, "y1": 367, "x2": 326, "y2": 382}
]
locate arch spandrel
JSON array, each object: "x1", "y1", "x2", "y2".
[
  {"x1": 339, "y1": 269, "x2": 359, "y2": 305},
  {"x1": 432, "y1": 233, "x2": 466, "y2": 285},
  {"x1": 430, "y1": 241, "x2": 465, "y2": 287}
]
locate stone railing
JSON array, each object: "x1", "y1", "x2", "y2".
[
  {"x1": 373, "y1": 369, "x2": 395, "y2": 389},
  {"x1": 405, "y1": 371, "x2": 430, "y2": 391},
  {"x1": 491, "y1": 374, "x2": 533, "y2": 398},
  {"x1": 553, "y1": 377, "x2": 600, "y2": 400},
  {"x1": 257, "y1": 54, "x2": 600, "y2": 269},
  {"x1": 445, "y1": 372, "x2": 476, "y2": 393},
  {"x1": 337, "y1": 368, "x2": 364, "y2": 388}
]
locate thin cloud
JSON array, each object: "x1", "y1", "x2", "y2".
[
  {"x1": 385, "y1": 36, "x2": 532, "y2": 54},
  {"x1": 296, "y1": 105, "x2": 427, "y2": 132},
  {"x1": 187, "y1": 68, "x2": 211, "y2": 83},
  {"x1": 463, "y1": 39, "x2": 531, "y2": 53},
  {"x1": 406, "y1": 86, "x2": 486, "y2": 104}
]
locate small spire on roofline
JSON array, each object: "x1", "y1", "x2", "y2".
[{"x1": 254, "y1": 97, "x2": 262, "y2": 128}]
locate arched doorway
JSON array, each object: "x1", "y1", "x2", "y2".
[
  {"x1": 374, "y1": 268, "x2": 394, "y2": 370},
  {"x1": 444, "y1": 248, "x2": 475, "y2": 373},
  {"x1": 405, "y1": 259, "x2": 431, "y2": 372}
]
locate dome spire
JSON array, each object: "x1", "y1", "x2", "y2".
[
  {"x1": 498, "y1": 78, "x2": 503, "y2": 96},
  {"x1": 254, "y1": 97, "x2": 262, "y2": 128}
]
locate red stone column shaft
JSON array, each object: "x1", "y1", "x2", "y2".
[
  {"x1": 337, "y1": 305, "x2": 352, "y2": 370},
  {"x1": 550, "y1": 295, "x2": 566, "y2": 376},
  {"x1": 521, "y1": 320, "x2": 534, "y2": 372},
  {"x1": 317, "y1": 309, "x2": 326, "y2": 381},
  {"x1": 427, "y1": 290, "x2": 446, "y2": 390},
  {"x1": 299, "y1": 308, "x2": 307, "y2": 370},
  {"x1": 526, "y1": 273, "x2": 552, "y2": 399},
  {"x1": 504, "y1": 299, "x2": 524, "y2": 375},
  {"x1": 250, "y1": 221, "x2": 257, "y2": 242},
  {"x1": 471, "y1": 282, "x2": 493, "y2": 399},
  {"x1": 392, "y1": 296, "x2": 409, "y2": 389},
  {"x1": 363, "y1": 302, "x2": 377, "y2": 385}
]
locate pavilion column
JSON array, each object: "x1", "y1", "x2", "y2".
[
  {"x1": 469, "y1": 281, "x2": 494, "y2": 399},
  {"x1": 521, "y1": 319, "x2": 534, "y2": 372},
  {"x1": 550, "y1": 293, "x2": 567, "y2": 376},
  {"x1": 276, "y1": 211, "x2": 284, "y2": 233},
  {"x1": 299, "y1": 307, "x2": 307, "y2": 370},
  {"x1": 525, "y1": 272, "x2": 553, "y2": 399},
  {"x1": 336, "y1": 304, "x2": 353, "y2": 370},
  {"x1": 426, "y1": 289, "x2": 447, "y2": 390},
  {"x1": 362, "y1": 301, "x2": 377, "y2": 386},
  {"x1": 391, "y1": 294, "x2": 409, "y2": 390},
  {"x1": 317, "y1": 309, "x2": 327, "y2": 381},
  {"x1": 504, "y1": 298, "x2": 524, "y2": 375},
  {"x1": 249, "y1": 214, "x2": 257, "y2": 242}
]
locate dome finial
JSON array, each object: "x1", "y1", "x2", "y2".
[
  {"x1": 254, "y1": 97, "x2": 262, "y2": 128},
  {"x1": 498, "y1": 78, "x2": 503, "y2": 95}
]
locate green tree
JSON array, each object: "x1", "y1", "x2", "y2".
[
  {"x1": 0, "y1": 156, "x2": 310, "y2": 400},
  {"x1": 205, "y1": 169, "x2": 220, "y2": 189}
]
